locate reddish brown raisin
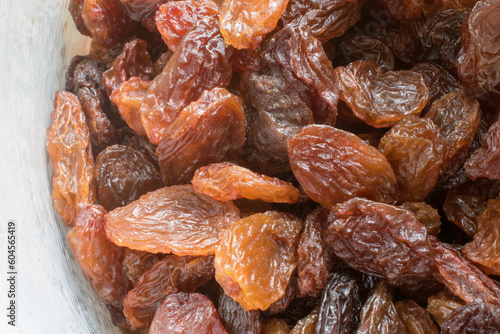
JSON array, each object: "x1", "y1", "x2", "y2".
[
  {"x1": 122, "y1": 249, "x2": 163, "y2": 285},
  {"x1": 442, "y1": 190, "x2": 486, "y2": 236},
  {"x1": 427, "y1": 291, "x2": 466, "y2": 327},
  {"x1": 400, "y1": 202, "x2": 441, "y2": 236},
  {"x1": 395, "y1": 300, "x2": 439, "y2": 334},
  {"x1": 441, "y1": 303, "x2": 500, "y2": 334},
  {"x1": 464, "y1": 117, "x2": 500, "y2": 180},
  {"x1": 261, "y1": 317, "x2": 290, "y2": 334}
]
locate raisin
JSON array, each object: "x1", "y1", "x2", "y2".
[
  {"x1": 240, "y1": 68, "x2": 314, "y2": 175},
  {"x1": 103, "y1": 38, "x2": 153, "y2": 96},
  {"x1": 156, "y1": 0, "x2": 220, "y2": 51},
  {"x1": 109, "y1": 77, "x2": 151, "y2": 136},
  {"x1": 215, "y1": 211, "x2": 303, "y2": 311},
  {"x1": 337, "y1": 61, "x2": 429, "y2": 128},
  {"x1": 156, "y1": 88, "x2": 246, "y2": 185},
  {"x1": 69, "y1": 0, "x2": 91, "y2": 36},
  {"x1": 395, "y1": 300, "x2": 439, "y2": 334},
  {"x1": 426, "y1": 291, "x2": 466, "y2": 327},
  {"x1": 124, "y1": 255, "x2": 215, "y2": 329},
  {"x1": 287, "y1": 125, "x2": 397, "y2": 209},
  {"x1": 400, "y1": 202, "x2": 441, "y2": 236},
  {"x1": 441, "y1": 303, "x2": 500, "y2": 334},
  {"x1": 122, "y1": 249, "x2": 163, "y2": 285},
  {"x1": 281, "y1": 0, "x2": 361, "y2": 43},
  {"x1": 124, "y1": 134, "x2": 158, "y2": 166},
  {"x1": 378, "y1": 115, "x2": 446, "y2": 202},
  {"x1": 296, "y1": 207, "x2": 336, "y2": 298},
  {"x1": 149, "y1": 292, "x2": 228, "y2": 334},
  {"x1": 140, "y1": 18, "x2": 232, "y2": 144},
  {"x1": 119, "y1": 0, "x2": 169, "y2": 21},
  {"x1": 464, "y1": 117, "x2": 500, "y2": 180},
  {"x1": 412, "y1": 62, "x2": 461, "y2": 107},
  {"x1": 46, "y1": 91, "x2": 96, "y2": 226},
  {"x1": 267, "y1": 273, "x2": 297, "y2": 314},
  {"x1": 426, "y1": 90, "x2": 480, "y2": 182},
  {"x1": 458, "y1": 0, "x2": 500, "y2": 98},
  {"x1": 95, "y1": 145, "x2": 163, "y2": 211},
  {"x1": 289, "y1": 307, "x2": 319, "y2": 334},
  {"x1": 463, "y1": 196, "x2": 500, "y2": 275},
  {"x1": 335, "y1": 34, "x2": 395, "y2": 71},
  {"x1": 219, "y1": 0, "x2": 289, "y2": 49},
  {"x1": 67, "y1": 205, "x2": 129, "y2": 306},
  {"x1": 66, "y1": 57, "x2": 107, "y2": 95},
  {"x1": 430, "y1": 238, "x2": 500, "y2": 306},
  {"x1": 261, "y1": 318, "x2": 291, "y2": 334},
  {"x1": 442, "y1": 190, "x2": 486, "y2": 236},
  {"x1": 357, "y1": 281, "x2": 408, "y2": 334},
  {"x1": 217, "y1": 288, "x2": 262, "y2": 334},
  {"x1": 315, "y1": 268, "x2": 363, "y2": 334},
  {"x1": 105, "y1": 185, "x2": 240, "y2": 255},
  {"x1": 192, "y1": 162, "x2": 299, "y2": 204},
  {"x1": 324, "y1": 198, "x2": 435, "y2": 287}
]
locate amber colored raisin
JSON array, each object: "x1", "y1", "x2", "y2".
[
  {"x1": 103, "y1": 38, "x2": 153, "y2": 96},
  {"x1": 156, "y1": 0, "x2": 220, "y2": 51},
  {"x1": 46, "y1": 91, "x2": 96, "y2": 226},
  {"x1": 296, "y1": 207, "x2": 336, "y2": 298},
  {"x1": 106, "y1": 185, "x2": 240, "y2": 255},
  {"x1": 67, "y1": 205, "x2": 129, "y2": 306},
  {"x1": 442, "y1": 190, "x2": 486, "y2": 236},
  {"x1": 395, "y1": 300, "x2": 439, "y2": 334},
  {"x1": 430, "y1": 238, "x2": 500, "y2": 306},
  {"x1": 192, "y1": 162, "x2": 299, "y2": 204},
  {"x1": 215, "y1": 211, "x2": 303, "y2": 311},
  {"x1": 464, "y1": 117, "x2": 500, "y2": 180},
  {"x1": 337, "y1": 61, "x2": 429, "y2": 128},
  {"x1": 219, "y1": 0, "x2": 289, "y2": 49},
  {"x1": 122, "y1": 249, "x2": 163, "y2": 285},
  {"x1": 95, "y1": 145, "x2": 163, "y2": 211},
  {"x1": 325, "y1": 198, "x2": 435, "y2": 287},
  {"x1": 400, "y1": 202, "x2": 441, "y2": 236},
  {"x1": 335, "y1": 34, "x2": 395, "y2": 71},
  {"x1": 217, "y1": 288, "x2": 262, "y2": 334},
  {"x1": 441, "y1": 302, "x2": 500, "y2": 334},
  {"x1": 457, "y1": 0, "x2": 500, "y2": 98},
  {"x1": 149, "y1": 292, "x2": 228, "y2": 334},
  {"x1": 289, "y1": 307, "x2": 319, "y2": 334},
  {"x1": 463, "y1": 196, "x2": 500, "y2": 275},
  {"x1": 412, "y1": 62, "x2": 461, "y2": 107},
  {"x1": 261, "y1": 317, "x2": 290, "y2": 334},
  {"x1": 288, "y1": 125, "x2": 397, "y2": 209},
  {"x1": 357, "y1": 281, "x2": 408, "y2": 334},
  {"x1": 140, "y1": 18, "x2": 232, "y2": 144},
  {"x1": 156, "y1": 88, "x2": 246, "y2": 185},
  {"x1": 426, "y1": 291, "x2": 465, "y2": 327},
  {"x1": 378, "y1": 115, "x2": 446, "y2": 202},
  {"x1": 124, "y1": 255, "x2": 215, "y2": 329}
]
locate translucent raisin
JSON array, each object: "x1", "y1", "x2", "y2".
[
  {"x1": 464, "y1": 117, "x2": 500, "y2": 180},
  {"x1": 395, "y1": 300, "x2": 439, "y2": 334},
  {"x1": 427, "y1": 291, "x2": 465, "y2": 327},
  {"x1": 122, "y1": 249, "x2": 163, "y2": 285},
  {"x1": 289, "y1": 307, "x2": 319, "y2": 334},
  {"x1": 400, "y1": 202, "x2": 441, "y2": 236},
  {"x1": 442, "y1": 190, "x2": 486, "y2": 236}
]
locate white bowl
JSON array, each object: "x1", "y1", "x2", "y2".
[{"x1": 0, "y1": 1, "x2": 120, "y2": 332}]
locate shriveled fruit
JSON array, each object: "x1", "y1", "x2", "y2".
[
  {"x1": 67, "y1": 205, "x2": 128, "y2": 306},
  {"x1": 219, "y1": 0, "x2": 289, "y2": 49},
  {"x1": 122, "y1": 249, "x2": 163, "y2": 284},
  {"x1": 441, "y1": 303, "x2": 500, "y2": 334},
  {"x1": 463, "y1": 196, "x2": 500, "y2": 275},
  {"x1": 261, "y1": 317, "x2": 290, "y2": 334},
  {"x1": 458, "y1": 0, "x2": 500, "y2": 98},
  {"x1": 442, "y1": 191, "x2": 486, "y2": 236},
  {"x1": 288, "y1": 125, "x2": 397, "y2": 209},
  {"x1": 337, "y1": 61, "x2": 429, "y2": 128},
  {"x1": 217, "y1": 288, "x2": 262, "y2": 334},
  {"x1": 335, "y1": 34, "x2": 395, "y2": 71},
  {"x1": 464, "y1": 117, "x2": 500, "y2": 180},
  {"x1": 400, "y1": 202, "x2": 441, "y2": 236},
  {"x1": 427, "y1": 291, "x2": 465, "y2": 327},
  {"x1": 378, "y1": 0, "x2": 426, "y2": 23},
  {"x1": 103, "y1": 38, "x2": 153, "y2": 96},
  {"x1": 296, "y1": 207, "x2": 335, "y2": 298},
  {"x1": 106, "y1": 185, "x2": 240, "y2": 255},
  {"x1": 215, "y1": 211, "x2": 303, "y2": 311},
  {"x1": 357, "y1": 281, "x2": 408, "y2": 334},
  {"x1": 192, "y1": 162, "x2": 299, "y2": 204},
  {"x1": 378, "y1": 115, "x2": 446, "y2": 202},
  {"x1": 267, "y1": 273, "x2": 297, "y2": 314},
  {"x1": 156, "y1": 0, "x2": 220, "y2": 51},
  {"x1": 140, "y1": 18, "x2": 232, "y2": 144},
  {"x1": 324, "y1": 198, "x2": 435, "y2": 287},
  {"x1": 123, "y1": 255, "x2": 215, "y2": 329},
  {"x1": 148, "y1": 292, "x2": 228, "y2": 334},
  {"x1": 95, "y1": 145, "x2": 162, "y2": 211},
  {"x1": 46, "y1": 91, "x2": 95, "y2": 226},
  {"x1": 412, "y1": 62, "x2": 461, "y2": 107},
  {"x1": 430, "y1": 238, "x2": 500, "y2": 306},
  {"x1": 289, "y1": 307, "x2": 319, "y2": 334},
  {"x1": 315, "y1": 268, "x2": 363, "y2": 334},
  {"x1": 118, "y1": 0, "x2": 169, "y2": 21},
  {"x1": 395, "y1": 300, "x2": 439, "y2": 334},
  {"x1": 156, "y1": 88, "x2": 246, "y2": 185}
]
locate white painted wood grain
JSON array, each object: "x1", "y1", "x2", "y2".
[{"x1": 0, "y1": 1, "x2": 121, "y2": 333}]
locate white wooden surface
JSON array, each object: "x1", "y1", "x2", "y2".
[{"x1": 0, "y1": 0, "x2": 121, "y2": 333}]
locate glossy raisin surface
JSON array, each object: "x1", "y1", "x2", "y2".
[
  {"x1": 395, "y1": 300, "x2": 439, "y2": 334},
  {"x1": 217, "y1": 288, "x2": 262, "y2": 334},
  {"x1": 441, "y1": 302, "x2": 500, "y2": 334},
  {"x1": 464, "y1": 117, "x2": 500, "y2": 180},
  {"x1": 443, "y1": 190, "x2": 486, "y2": 236},
  {"x1": 122, "y1": 249, "x2": 163, "y2": 285},
  {"x1": 427, "y1": 291, "x2": 465, "y2": 327},
  {"x1": 400, "y1": 202, "x2": 441, "y2": 236}
]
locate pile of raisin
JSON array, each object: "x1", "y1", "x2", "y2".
[{"x1": 48, "y1": 0, "x2": 500, "y2": 332}]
